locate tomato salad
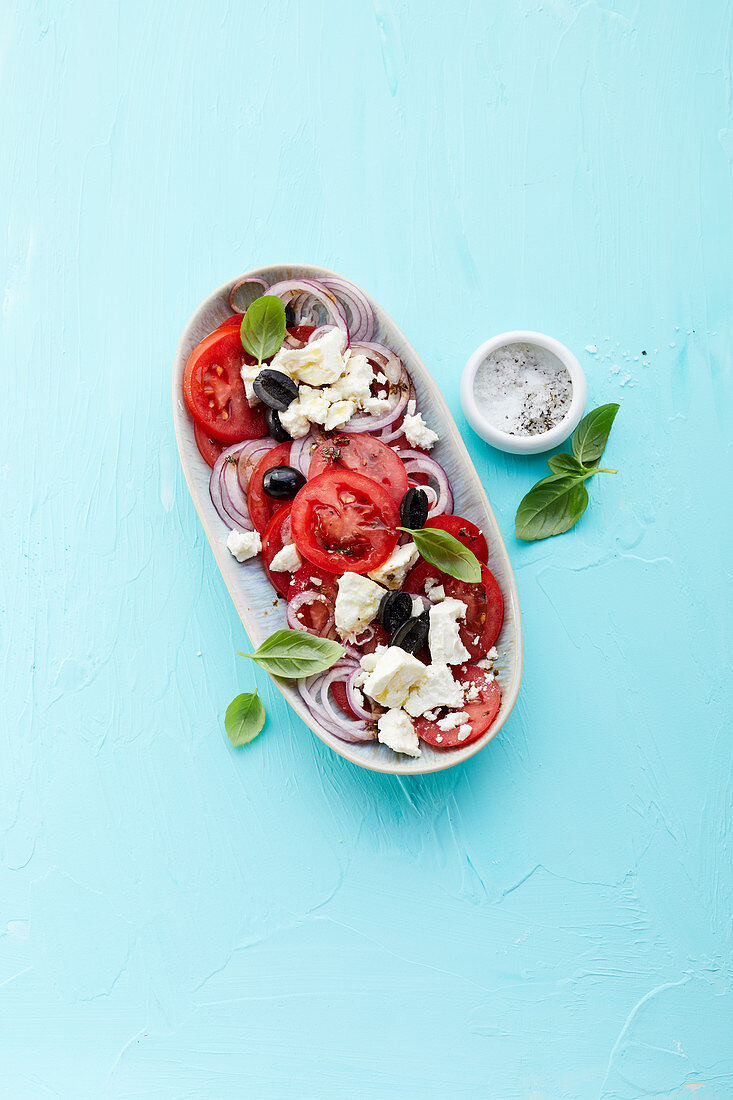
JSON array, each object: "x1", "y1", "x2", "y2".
[{"x1": 184, "y1": 274, "x2": 504, "y2": 759}]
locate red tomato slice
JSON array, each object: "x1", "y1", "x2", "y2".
[
  {"x1": 424, "y1": 515, "x2": 488, "y2": 565},
  {"x1": 331, "y1": 680, "x2": 362, "y2": 721},
  {"x1": 193, "y1": 422, "x2": 226, "y2": 468},
  {"x1": 184, "y1": 327, "x2": 267, "y2": 444},
  {"x1": 308, "y1": 433, "x2": 409, "y2": 504},
  {"x1": 415, "y1": 664, "x2": 501, "y2": 748},
  {"x1": 262, "y1": 504, "x2": 296, "y2": 598},
  {"x1": 290, "y1": 470, "x2": 399, "y2": 575},
  {"x1": 288, "y1": 324, "x2": 316, "y2": 342},
  {"x1": 248, "y1": 442, "x2": 292, "y2": 534},
  {"x1": 287, "y1": 563, "x2": 340, "y2": 638},
  {"x1": 404, "y1": 561, "x2": 504, "y2": 657}
]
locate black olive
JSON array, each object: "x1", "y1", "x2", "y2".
[
  {"x1": 391, "y1": 615, "x2": 429, "y2": 655},
  {"x1": 253, "y1": 369, "x2": 299, "y2": 411},
  {"x1": 399, "y1": 487, "x2": 429, "y2": 529},
  {"x1": 284, "y1": 304, "x2": 296, "y2": 327},
  {"x1": 262, "y1": 465, "x2": 306, "y2": 501},
  {"x1": 265, "y1": 407, "x2": 291, "y2": 442},
  {"x1": 378, "y1": 590, "x2": 413, "y2": 635}
]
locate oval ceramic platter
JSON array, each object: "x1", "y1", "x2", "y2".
[{"x1": 173, "y1": 264, "x2": 523, "y2": 775}]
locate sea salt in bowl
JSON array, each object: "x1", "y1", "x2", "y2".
[{"x1": 460, "y1": 331, "x2": 587, "y2": 455}]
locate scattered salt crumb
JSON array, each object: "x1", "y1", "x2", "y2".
[{"x1": 585, "y1": 344, "x2": 598, "y2": 354}]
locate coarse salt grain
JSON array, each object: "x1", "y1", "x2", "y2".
[{"x1": 473, "y1": 343, "x2": 572, "y2": 436}]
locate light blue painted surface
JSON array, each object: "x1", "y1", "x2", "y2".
[{"x1": 2, "y1": 0, "x2": 731, "y2": 1095}]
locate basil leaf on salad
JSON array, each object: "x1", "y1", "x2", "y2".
[
  {"x1": 400, "y1": 526, "x2": 482, "y2": 583},
  {"x1": 240, "y1": 295, "x2": 287, "y2": 365},
  {"x1": 239, "y1": 629, "x2": 345, "y2": 679},
  {"x1": 515, "y1": 474, "x2": 590, "y2": 541},
  {"x1": 225, "y1": 690, "x2": 266, "y2": 746},
  {"x1": 571, "y1": 403, "x2": 619, "y2": 467}
]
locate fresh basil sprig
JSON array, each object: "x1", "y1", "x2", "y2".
[
  {"x1": 515, "y1": 403, "x2": 619, "y2": 541},
  {"x1": 239, "y1": 629, "x2": 344, "y2": 678},
  {"x1": 240, "y1": 295, "x2": 286, "y2": 365},
  {"x1": 399, "y1": 526, "x2": 481, "y2": 583},
  {"x1": 225, "y1": 690, "x2": 266, "y2": 747}
]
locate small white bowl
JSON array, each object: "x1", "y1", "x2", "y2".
[{"x1": 460, "y1": 330, "x2": 587, "y2": 455}]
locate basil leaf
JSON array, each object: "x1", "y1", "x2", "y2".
[
  {"x1": 239, "y1": 629, "x2": 344, "y2": 678},
  {"x1": 515, "y1": 475, "x2": 589, "y2": 541},
  {"x1": 547, "y1": 453, "x2": 586, "y2": 476},
  {"x1": 400, "y1": 526, "x2": 481, "y2": 583},
  {"x1": 571, "y1": 403, "x2": 619, "y2": 467},
  {"x1": 240, "y1": 295, "x2": 286, "y2": 365},
  {"x1": 224, "y1": 690, "x2": 266, "y2": 747}
]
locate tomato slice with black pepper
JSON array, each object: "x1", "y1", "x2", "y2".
[
  {"x1": 290, "y1": 470, "x2": 399, "y2": 574},
  {"x1": 262, "y1": 504, "x2": 296, "y2": 598},
  {"x1": 415, "y1": 664, "x2": 501, "y2": 748},
  {"x1": 247, "y1": 442, "x2": 292, "y2": 534},
  {"x1": 308, "y1": 433, "x2": 409, "y2": 504},
  {"x1": 184, "y1": 326, "x2": 267, "y2": 443},
  {"x1": 287, "y1": 563, "x2": 340, "y2": 638},
  {"x1": 404, "y1": 560, "x2": 504, "y2": 657},
  {"x1": 424, "y1": 514, "x2": 489, "y2": 565}
]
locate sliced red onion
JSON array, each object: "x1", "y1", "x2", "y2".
[
  {"x1": 342, "y1": 364, "x2": 411, "y2": 433},
  {"x1": 319, "y1": 277, "x2": 375, "y2": 341},
  {"x1": 289, "y1": 433, "x2": 316, "y2": 477},
  {"x1": 286, "y1": 591, "x2": 336, "y2": 639},
  {"x1": 210, "y1": 443, "x2": 252, "y2": 530},
  {"x1": 399, "y1": 450, "x2": 453, "y2": 517},
  {"x1": 236, "y1": 437, "x2": 278, "y2": 493},
  {"x1": 350, "y1": 341, "x2": 402, "y2": 384},
  {"x1": 346, "y1": 667, "x2": 379, "y2": 721},
  {"x1": 298, "y1": 668, "x2": 374, "y2": 743},
  {"x1": 263, "y1": 279, "x2": 348, "y2": 340},
  {"x1": 228, "y1": 276, "x2": 268, "y2": 312}
]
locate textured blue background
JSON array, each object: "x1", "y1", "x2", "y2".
[{"x1": 2, "y1": 1, "x2": 732, "y2": 1096}]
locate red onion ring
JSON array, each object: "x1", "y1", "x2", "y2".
[
  {"x1": 346, "y1": 667, "x2": 380, "y2": 721},
  {"x1": 349, "y1": 341, "x2": 402, "y2": 384},
  {"x1": 319, "y1": 277, "x2": 375, "y2": 341},
  {"x1": 298, "y1": 667, "x2": 374, "y2": 743},
  {"x1": 289, "y1": 433, "x2": 315, "y2": 477},
  {"x1": 228, "y1": 276, "x2": 268, "y2": 312},
  {"x1": 210, "y1": 443, "x2": 253, "y2": 530},
  {"x1": 342, "y1": 364, "x2": 411, "y2": 433},
  {"x1": 399, "y1": 450, "x2": 453, "y2": 517},
  {"x1": 263, "y1": 279, "x2": 349, "y2": 340},
  {"x1": 286, "y1": 591, "x2": 336, "y2": 639},
  {"x1": 236, "y1": 438, "x2": 278, "y2": 494}
]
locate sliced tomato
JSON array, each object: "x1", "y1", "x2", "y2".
[
  {"x1": 308, "y1": 433, "x2": 409, "y2": 504},
  {"x1": 290, "y1": 470, "x2": 399, "y2": 574},
  {"x1": 212, "y1": 313, "x2": 244, "y2": 334},
  {"x1": 288, "y1": 324, "x2": 316, "y2": 342},
  {"x1": 353, "y1": 622, "x2": 390, "y2": 654},
  {"x1": 247, "y1": 442, "x2": 292, "y2": 534},
  {"x1": 184, "y1": 326, "x2": 267, "y2": 443},
  {"x1": 287, "y1": 564, "x2": 339, "y2": 637},
  {"x1": 194, "y1": 422, "x2": 226, "y2": 468},
  {"x1": 424, "y1": 515, "x2": 488, "y2": 565},
  {"x1": 262, "y1": 504, "x2": 296, "y2": 598},
  {"x1": 415, "y1": 665, "x2": 501, "y2": 749},
  {"x1": 331, "y1": 680, "x2": 362, "y2": 721},
  {"x1": 404, "y1": 560, "x2": 504, "y2": 657}
]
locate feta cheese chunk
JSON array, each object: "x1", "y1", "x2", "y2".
[
  {"x1": 429, "y1": 597, "x2": 471, "y2": 665},
  {"x1": 324, "y1": 398, "x2": 357, "y2": 430},
  {"x1": 404, "y1": 662, "x2": 464, "y2": 717},
  {"x1": 368, "y1": 541, "x2": 419, "y2": 589},
  {"x1": 427, "y1": 584, "x2": 445, "y2": 603},
  {"x1": 334, "y1": 573, "x2": 385, "y2": 639},
  {"x1": 377, "y1": 709, "x2": 421, "y2": 758},
  {"x1": 269, "y1": 543, "x2": 302, "y2": 572},
  {"x1": 270, "y1": 327, "x2": 347, "y2": 386},
  {"x1": 436, "y1": 710, "x2": 469, "y2": 732},
  {"x1": 402, "y1": 410, "x2": 439, "y2": 450},
  {"x1": 226, "y1": 529, "x2": 262, "y2": 562},
  {"x1": 411, "y1": 596, "x2": 424, "y2": 618},
  {"x1": 362, "y1": 646, "x2": 427, "y2": 709}
]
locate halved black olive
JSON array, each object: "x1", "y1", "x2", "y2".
[
  {"x1": 265, "y1": 407, "x2": 291, "y2": 442},
  {"x1": 399, "y1": 487, "x2": 429, "y2": 529},
  {"x1": 391, "y1": 615, "x2": 429, "y2": 655},
  {"x1": 253, "y1": 369, "x2": 299, "y2": 411},
  {"x1": 262, "y1": 465, "x2": 306, "y2": 501},
  {"x1": 378, "y1": 590, "x2": 413, "y2": 636}
]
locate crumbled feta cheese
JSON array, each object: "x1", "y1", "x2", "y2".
[
  {"x1": 488, "y1": 647, "x2": 498, "y2": 660},
  {"x1": 335, "y1": 573, "x2": 385, "y2": 638},
  {"x1": 226, "y1": 529, "x2": 262, "y2": 562},
  {"x1": 436, "y1": 710, "x2": 469, "y2": 732},
  {"x1": 310, "y1": 576, "x2": 322, "y2": 586},
  {"x1": 464, "y1": 682, "x2": 481, "y2": 702},
  {"x1": 424, "y1": 710, "x2": 439, "y2": 721},
  {"x1": 411, "y1": 596, "x2": 424, "y2": 618},
  {"x1": 327, "y1": 352, "x2": 373, "y2": 405},
  {"x1": 402, "y1": 410, "x2": 439, "y2": 450},
  {"x1": 269, "y1": 327, "x2": 347, "y2": 387},
  {"x1": 362, "y1": 647, "x2": 427, "y2": 709},
  {"x1": 368, "y1": 541, "x2": 419, "y2": 589},
  {"x1": 406, "y1": 399, "x2": 417, "y2": 415},
  {"x1": 404, "y1": 662, "x2": 464, "y2": 716},
  {"x1": 278, "y1": 401, "x2": 311, "y2": 438},
  {"x1": 377, "y1": 709, "x2": 421, "y2": 757},
  {"x1": 359, "y1": 645, "x2": 387, "y2": 676},
  {"x1": 429, "y1": 598, "x2": 471, "y2": 665},
  {"x1": 324, "y1": 398, "x2": 357, "y2": 430},
  {"x1": 427, "y1": 584, "x2": 445, "y2": 603},
  {"x1": 269, "y1": 543, "x2": 302, "y2": 572},
  {"x1": 457, "y1": 724, "x2": 472, "y2": 741},
  {"x1": 362, "y1": 395, "x2": 392, "y2": 416}
]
